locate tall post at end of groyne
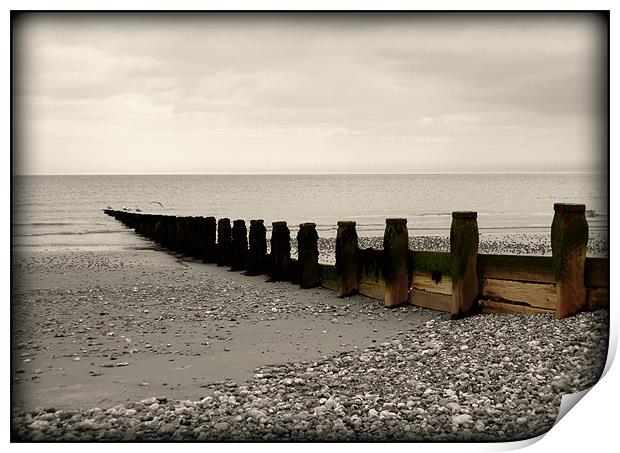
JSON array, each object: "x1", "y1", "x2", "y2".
[
  {"x1": 297, "y1": 222, "x2": 321, "y2": 289},
  {"x1": 552, "y1": 203, "x2": 588, "y2": 319},
  {"x1": 450, "y1": 212, "x2": 479, "y2": 318},
  {"x1": 270, "y1": 221, "x2": 291, "y2": 281},
  {"x1": 247, "y1": 219, "x2": 267, "y2": 276},
  {"x1": 231, "y1": 219, "x2": 248, "y2": 271},
  {"x1": 383, "y1": 218, "x2": 409, "y2": 307},
  {"x1": 217, "y1": 218, "x2": 232, "y2": 267},
  {"x1": 336, "y1": 221, "x2": 359, "y2": 297}
]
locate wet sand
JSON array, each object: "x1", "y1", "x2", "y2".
[{"x1": 12, "y1": 245, "x2": 439, "y2": 413}]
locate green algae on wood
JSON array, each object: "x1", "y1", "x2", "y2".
[
  {"x1": 551, "y1": 203, "x2": 588, "y2": 319},
  {"x1": 450, "y1": 211, "x2": 479, "y2": 318},
  {"x1": 383, "y1": 218, "x2": 409, "y2": 307},
  {"x1": 297, "y1": 223, "x2": 321, "y2": 288},
  {"x1": 335, "y1": 221, "x2": 359, "y2": 297}
]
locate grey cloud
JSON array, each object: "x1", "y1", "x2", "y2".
[{"x1": 13, "y1": 12, "x2": 607, "y2": 175}]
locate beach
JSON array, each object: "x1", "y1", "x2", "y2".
[{"x1": 11, "y1": 237, "x2": 609, "y2": 441}]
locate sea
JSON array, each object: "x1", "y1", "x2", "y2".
[{"x1": 12, "y1": 174, "x2": 608, "y2": 252}]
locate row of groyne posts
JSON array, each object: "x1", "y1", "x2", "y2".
[{"x1": 103, "y1": 203, "x2": 608, "y2": 320}]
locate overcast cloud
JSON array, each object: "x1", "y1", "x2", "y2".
[{"x1": 13, "y1": 13, "x2": 608, "y2": 175}]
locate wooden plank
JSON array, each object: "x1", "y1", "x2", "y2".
[
  {"x1": 321, "y1": 280, "x2": 338, "y2": 291},
  {"x1": 482, "y1": 278, "x2": 557, "y2": 310},
  {"x1": 477, "y1": 254, "x2": 554, "y2": 284},
  {"x1": 320, "y1": 263, "x2": 337, "y2": 282},
  {"x1": 587, "y1": 288, "x2": 609, "y2": 311},
  {"x1": 585, "y1": 258, "x2": 609, "y2": 288},
  {"x1": 359, "y1": 282, "x2": 384, "y2": 300},
  {"x1": 412, "y1": 272, "x2": 452, "y2": 295},
  {"x1": 410, "y1": 289, "x2": 451, "y2": 312},
  {"x1": 360, "y1": 274, "x2": 384, "y2": 284},
  {"x1": 410, "y1": 251, "x2": 451, "y2": 275},
  {"x1": 480, "y1": 300, "x2": 554, "y2": 315}
]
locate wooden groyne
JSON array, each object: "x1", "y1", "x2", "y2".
[{"x1": 103, "y1": 203, "x2": 608, "y2": 320}]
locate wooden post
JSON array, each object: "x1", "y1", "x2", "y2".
[
  {"x1": 187, "y1": 216, "x2": 203, "y2": 259},
  {"x1": 217, "y1": 218, "x2": 232, "y2": 267},
  {"x1": 383, "y1": 218, "x2": 409, "y2": 307},
  {"x1": 270, "y1": 221, "x2": 291, "y2": 281},
  {"x1": 163, "y1": 216, "x2": 176, "y2": 250},
  {"x1": 336, "y1": 221, "x2": 359, "y2": 297},
  {"x1": 179, "y1": 216, "x2": 193, "y2": 254},
  {"x1": 297, "y1": 222, "x2": 321, "y2": 288},
  {"x1": 203, "y1": 216, "x2": 217, "y2": 263},
  {"x1": 450, "y1": 212, "x2": 479, "y2": 318},
  {"x1": 152, "y1": 215, "x2": 164, "y2": 245},
  {"x1": 247, "y1": 219, "x2": 267, "y2": 275},
  {"x1": 231, "y1": 219, "x2": 248, "y2": 271},
  {"x1": 552, "y1": 203, "x2": 588, "y2": 319}
]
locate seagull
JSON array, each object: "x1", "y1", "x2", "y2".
[{"x1": 149, "y1": 201, "x2": 164, "y2": 208}]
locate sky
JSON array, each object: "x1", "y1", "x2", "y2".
[{"x1": 12, "y1": 13, "x2": 608, "y2": 175}]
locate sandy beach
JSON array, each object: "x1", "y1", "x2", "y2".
[{"x1": 11, "y1": 236, "x2": 609, "y2": 441}]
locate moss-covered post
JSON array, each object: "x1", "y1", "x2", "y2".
[
  {"x1": 217, "y1": 218, "x2": 232, "y2": 267},
  {"x1": 297, "y1": 222, "x2": 321, "y2": 288},
  {"x1": 552, "y1": 203, "x2": 589, "y2": 319},
  {"x1": 247, "y1": 219, "x2": 267, "y2": 275},
  {"x1": 203, "y1": 216, "x2": 217, "y2": 263},
  {"x1": 270, "y1": 221, "x2": 291, "y2": 281},
  {"x1": 383, "y1": 218, "x2": 409, "y2": 307},
  {"x1": 450, "y1": 212, "x2": 479, "y2": 318},
  {"x1": 336, "y1": 221, "x2": 359, "y2": 297},
  {"x1": 231, "y1": 219, "x2": 248, "y2": 271}
]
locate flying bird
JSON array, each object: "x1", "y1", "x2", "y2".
[{"x1": 149, "y1": 201, "x2": 164, "y2": 209}]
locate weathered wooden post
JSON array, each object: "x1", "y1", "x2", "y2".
[
  {"x1": 180, "y1": 216, "x2": 194, "y2": 255},
  {"x1": 217, "y1": 218, "x2": 232, "y2": 267},
  {"x1": 203, "y1": 216, "x2": 217, "y2": 263},
  {"x1": 270, "y1": 221, "x2": 291, "y2": 281},
  {"x1": 336, "y1": 221, "x2": 359, "y2": 297},
  {"x1": 450, "y1": 212, "x2": 479, "y2": 318},
  {"x1": 152, "y1": 215, "x2": 164, "y2": 244},
  {"x1": 231, "y1": 219, "x2": 248, "y2": 271},
  {"x1": 247, "y1": 219, "x2": 267, "y2": 275},
  {"x1": 163, "y1": 216, "x2": 176, "y2": 249},
  {"x1": 552, "y1": 203, "x2": 589, "y2": 319},
  {"x1": 383, "y1": 218, "x2": 409, "y2": 307},
  {"x1": 297, "y1": 222, "x2": 321, "y2": 288},
  {"x1": 169, "y1": 216, "x2": 182, "y2": 251}
]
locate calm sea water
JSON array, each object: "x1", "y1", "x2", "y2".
[{"x1": 12, "y1": 174, "x2": 607, "y2": 251}]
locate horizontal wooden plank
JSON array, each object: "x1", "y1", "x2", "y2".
[
  {"x1": 359, "y1": 282, "x2": 384, "y2": 301},
  {"x1": 410, "y1": 251, "x2": 451, "y2": 275},
  {"x1": 478, "y1": 254, "x2": 554, "y2": 284},
  {"x1": 321, "y1": 279, "x2": 338, "y2": 292},
  {"x1": 409, "y1": 289, "x2": 451, "y2": 312},
  {"x1": 482, "y1": 278, "x2": 556, "y2": 310},
  {"x1": 587, "y1": 288, "x2": 609, "y2": 311},
  {"x1": 585, "y1": 258, "x2": 609, "y2": 288},
  {"x1": 480, "y1": 300, "x2": 554, "y2": 315},
  {"x1": 320, "y1": 263, "x2": 337, "y2": 282},
  {"x1": 412, "y1": 272, "x2": 452, "y2": 295}
]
